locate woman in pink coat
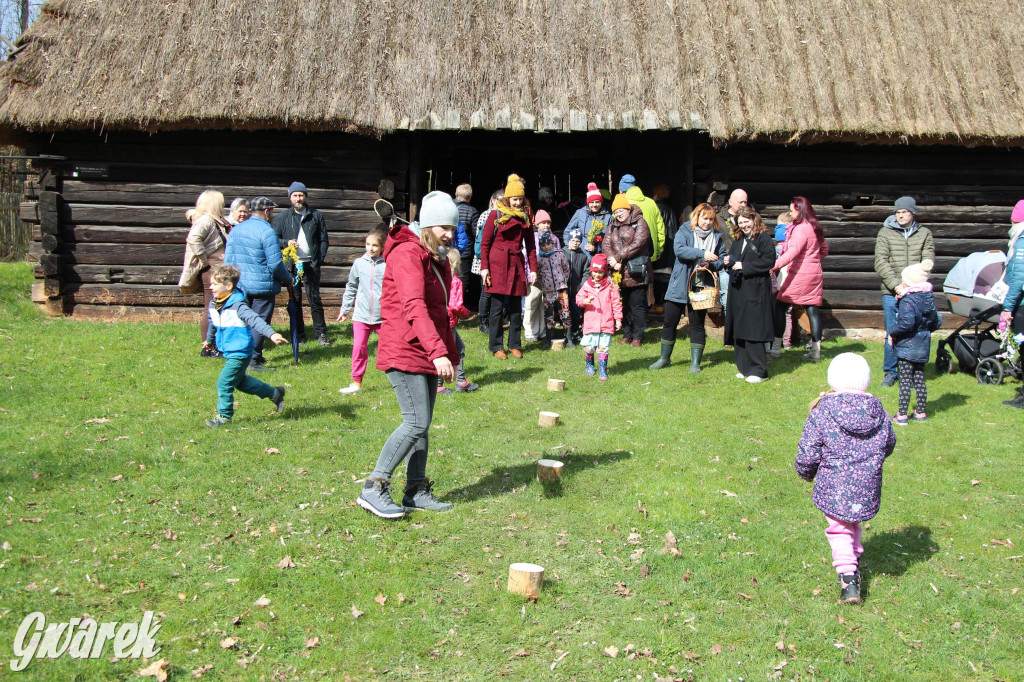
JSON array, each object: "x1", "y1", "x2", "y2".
[{"x1": 771, "y1": 196, "x2": 829, "y2": 362}]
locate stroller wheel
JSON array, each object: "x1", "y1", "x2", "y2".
[
  {"x1": 935, "y1": 349, "x2": 952, "y2": 376},
  {"x1": 976, "y1": 357, "x2": 1004, "y2": 385}
]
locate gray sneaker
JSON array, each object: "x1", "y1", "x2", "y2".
[
  {"x1": 271, "y1": 386, "x2": 286, "y2": 414},
  {"x1": 357, "y1": 478, "x2": 405, "y2": 519},
  {"x1": 403, "y1": 478, "x2": 453, "y2": 512}
]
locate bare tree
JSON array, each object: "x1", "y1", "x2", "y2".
[{"x1": 1, "y1": 0, "x2": 39, "y2": 56}]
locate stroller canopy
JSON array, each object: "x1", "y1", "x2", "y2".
[{"x1": 942, "y1": 250, "x2": 1006, "y2": 296}]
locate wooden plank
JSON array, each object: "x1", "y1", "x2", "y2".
[
  {"x1": 66, "y1": 263, "x2": 355, "y2": 285},
  {"x1": 62, "y1": 225, "x2": 373, "y2": 246},
  {"x1": 726, "y1": 163, "x2": 1024, "y2": 184},
  {"x1": 742, "y1": 182, "x2": 1024, "y2": 207},
  {"x1": 822, "y1": 272, "x2": 948, "y2": 290},
  {"x1": 60, "y1": 181, "x2": 406, "y2": 210},
  {"x1": 62, "y1": 243, "x2": 364, "y2": 266},
  {"x1": 38, "y1": 191, "x2": 62, "y2": 235},
  {"x1": 20, "y1": 201, "x2": 38, "y2": 224},
  {"x1": 65, "y1": 284, "x2": 203, "y2": 306},
  {"x1": 762, "y1": 204, "x2": 1014, "y2": 223},
  {"x1": 65, "y1": 205, "x2": 383, "y2": 230},
  {"x1": 65, "y1": 304, "x2": 205, "y2": 323},
  {"x1": 818, "y1": 221, "x2": 1010, "y2": 239},
  {"x1": 824, "y1": 237, "x2": 1005, "y2": 256},
  {"x1": 820, "y1": 255, "x2": 962, "y2": 272}
]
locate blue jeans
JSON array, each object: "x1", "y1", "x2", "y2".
[
  {"x1": 217, "y1": 356, "x2": 275, "y2": 418},
  {"x1": 882, "y1": 294, "x2": 898, "y2": 378},
  {"x1": 372, "y1": 370, "x2": 437, "y2": 483}
]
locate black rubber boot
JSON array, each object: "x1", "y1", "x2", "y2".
[
  {"x1": 839, "y1": 570, "x2": 862, "y2": 604},
  {"x1": 690, "y1": 344, "x2": 705, "y2": 373},
  {"x1": 649, "y1": 341, "x2": 674, "y2": 370}
]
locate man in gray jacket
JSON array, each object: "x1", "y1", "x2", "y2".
[
  {"x1": 874, "y1": 196, "x2": 935, "y2": 386},
  {"x1": 274, "y1": 181, "x2": 330, "y2": 345}
]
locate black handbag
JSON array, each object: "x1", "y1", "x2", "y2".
[{"x1": 627, "y1": 255, "x2": 647, "y2": 278}]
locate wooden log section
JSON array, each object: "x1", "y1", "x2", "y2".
[
  {"x1": 538, "y1": 411, "x2": 560, "y2": 427},
  {"x1": 507, "y1": 563, "x2": 544, "y2": 599},
  {"x1": 59, "y1": 226, "x2": 373, "y2": 247},
  {"x1": 536, "y1": 459, "x2": 564, "y2": 482},
  {"x1": 59, "y1": 243, "x2": 365, "y2": 267},
  {"x1": 762, "y1": 204, "x2": 1015, "y2": 224},
  {"x1": 547, "y1": 378, "x2": 566, "y2": 391},
  {"x1": 62, "y1": 264, "x2": 356, "y2": 287}
]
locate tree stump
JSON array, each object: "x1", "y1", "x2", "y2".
[
  {"x1": 507, "y1": 563, "x2": 544, "y2": 599},
  {"x1": 547, "y1": 378, "x2": 565, "y2": 392},
  {"x1": 538, "y1": 411, "x2": 559, "y2": 427},
  {"x1": 551, "y1": 338, "x2": 565, "y2": 351},
  {"x1": 536, "y1": 459, "x2": 564, "y2": 482}
]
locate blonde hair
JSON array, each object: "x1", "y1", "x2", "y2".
[
  {"x1": 777, "y1": 211, "x2": 794, "y2": 224},
  {"x1": 419, "y1": 227, "x2": 446, "y2": 260},
  {"x1": 688, "y1": 203, "x2": 720, "y2": 231},
  {"x1": 189, "y1": 190, "x2": 226, "y2": 224},
  {"x1": 210, "y1": 264, "x2": 240, "y2": 287},
  {"x1": 446, "y1": 248, "x2": 461, "y2": 270}
]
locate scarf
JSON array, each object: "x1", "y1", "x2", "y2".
[
  {"x1": 589, "y1": 274, "x2": 610, "y2": 291},
  {"x1": 896, "y1": 281, "x2": 933, "y2": 299},
  {"x1": 693, "y1": 227, "x2": 714, "y2": 252},
  {"x1": 495, "y1": 201, "x2": 527, "y2": 226},
  {"x1": 213, "y1": 291, "x2": 232, "y2": 311}
]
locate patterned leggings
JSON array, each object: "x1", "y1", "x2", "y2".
[
  {"x1": 543, "y1": 291, "x2": 572, "y2": 331},
  {"x1": 897, "y1": 359, "x2": 927, "y2": 415}
]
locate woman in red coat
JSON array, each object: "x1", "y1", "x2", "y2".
[
  {"x1": 770, "y1": 196, "x2": 830, "y2": 362},
  {"x1": 479, "y1": 174, "x2": 538, "y2": 358},
  {"x1": 357, "y1": 191, "x2": 461, "y2": 520}
]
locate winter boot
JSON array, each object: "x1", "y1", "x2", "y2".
[
  {"x1": 598, "y1": 353, "x2": 609, "y2": 381},
  {"x1": 839, "y1": 570, "x2": 862, "y2": 604},
  {"x1": 402, "y1": 478, "x2": 454, "y2": 512},
  {"x1": 690, "y1": 344, "x2": 705, "y2": 373},
  {"x1": 770, "y1": 336, "x2": 784, "y2": 359},
  {"x1": 585, "y1": 352, "x2": 596, "y2": 376},
  {"x1": 649, "y1": 341, "x2": 674, "y2": 370},
  {"x1": 357, "y1": 478, "x2": 406, "y2": 519},
  {"x1": 564, "y1": 333, "x2": 576, "y2": 350},
  {"x1": 539, "y1": 328, "x2": 552, "y2": 350},
  {"x1": 803, "y1": 340, "x2": 821, "y2": 363},
  {"x1": 271, "y1": 386, "x2": 286, "y2": 414},
  {"x1": 1003, "y1": 387, "x2": 1024, "y2": 409}
]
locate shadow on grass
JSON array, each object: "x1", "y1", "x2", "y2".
[
  {"x1": 285, "y1": 402, "x2": 358, "y2": 420},
  {"x1": 445, "y1": 449, "x2": 632, "y2": 503},
  {"x1": 472, "y1": 365, "x2": 544, "y2": 386},
  {"x1": 861, "y1": 524, "x2": 934, "y2": 599},
  {"x1": 926, "y1": 392, "x2": 968, "y2": 416}
]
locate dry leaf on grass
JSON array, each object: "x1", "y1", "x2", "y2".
[
  {"x1": 397, "y1": 593, "x2": 408, "y2": 603},
  {"x1": 682, "y1": 651, "x2": 700, "y2": 661},
  {"x1": 253, "y1": 595, "x2": 271, "y2": 607},
  {"x1": 220, "y1": 637, "x2": 239, "y2": 649},
  {"x1": 137, "y1": 659, "x2": 169, "y2": 681},
  {"x1": 374, "y1": 593, "x2": 387, "y2": 606},
  {"x1": 351, "y1": 604, "x2": 364, "y2": 619},
  {"x1": 662, "y1": 532, "x2": 682, "y2": 556},
  {"x1": 276, "y1": 556, "x2": 296, "y2": 569},
  {"x1": 603, "y1": 645, "x2": 619, "y2": 658},
  {"x1": 991, "y1": 538, "x2": 1014, "y2": 548},
  {"x1": 639, "y1": 564, "x2": 651, "y2": 578},
  {"x1": 710, "y1": 643, "x2": 722, "y2": 655},
  {"x1": 191, "y1": 664, "x2": 213, "y2": 678},
  {"x1": 720, "y1": 490, "x2": 738, "y2": 497},
  {"x1": 304, "y1": 637, "x2": 319, "y2": 649},
  {"x1": 265, "y1": 447, "x2": 281, "y2": 454},
  {"x1": 110, "y1": 475, "x2": 124, "y2": 482}
]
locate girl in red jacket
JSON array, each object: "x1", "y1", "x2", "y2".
[
  {"x1": 357, "y1": 192, "x2": 461, "y2": 520},
  {"x1": 575, "y1": 254, "x2": 623, "y2": 380}
]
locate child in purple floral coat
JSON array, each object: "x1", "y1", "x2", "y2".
[
  {"x1": 536, "y1": 231, "x2": 573, "y2": 349},
  {"x1": 796, "y1": 353, "x2": 897, "y2": 604}
]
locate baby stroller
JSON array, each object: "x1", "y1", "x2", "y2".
[{"x1": 937, "y1": 251, "x2": 1022, "y2": 384}]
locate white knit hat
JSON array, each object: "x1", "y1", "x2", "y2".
[
  {"x1": 827, "y1": 352, "x2": 871, "y2": 392},
  {"x1": 418, "y1": 191, "x2": 459, "y2": 228},
  {"x1": 901, "y1": 258, "x2": 934, "y2": 287}
]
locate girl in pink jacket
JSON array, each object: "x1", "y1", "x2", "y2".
[
  {"x1": 575, "y1": 254, "x2": 623, "y2": 380},
  {"x1": 771, "y1": 197, "x2": 829, "y2": 362}
]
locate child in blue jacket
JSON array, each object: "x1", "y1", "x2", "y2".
[
  {"x1": 889, "y1": 259, "x2": 941, "y2": 424},
  {"x1": 202, "y1": 265, "x2": 287, "y2": 426}
]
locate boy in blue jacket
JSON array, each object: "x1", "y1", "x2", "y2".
[{"x1": 202, "y1": 265, "x2": 288, "y2": 427}]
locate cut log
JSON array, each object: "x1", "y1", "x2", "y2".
[
  {"x1": 547, "y1": 378, "x2": 566, "y2": 392},
  {"x1": 536, "y1": 459, "x2": 564, "y2": 482},
  {"x1": 550, "y1": 339, "x2": 565, "y2": 351},
  {"x1": 507, "y1": 563, "x2": 544, "y2": 599},
  {"x1": 538, "y1": 411, "x2": 560, "y2": 427}
]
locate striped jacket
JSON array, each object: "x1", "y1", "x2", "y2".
[{"x1": 205, "y1": 289, "x2": 277, "y2": 359}]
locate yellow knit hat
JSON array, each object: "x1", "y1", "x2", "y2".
[
  {"x1": 504, "y1": 174, "x2": 525, "y2": 199},
  {"x1": 611, "y1": 193, "x2": 631, "y2": 213}
]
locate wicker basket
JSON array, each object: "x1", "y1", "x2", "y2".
[{"x1": 688, "y1": 266, "x2": 721, "y2": 311}]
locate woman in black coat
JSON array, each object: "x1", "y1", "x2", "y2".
[{"x1": 723, "y1": 207, "x2": 777, "y2": 382}]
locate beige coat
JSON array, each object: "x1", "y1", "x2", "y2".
[{"x1": 178, "y1": 215, "x2": 228, "y2": 294}]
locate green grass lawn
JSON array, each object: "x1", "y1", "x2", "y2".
[{"x1": 0, "y1": 261, "x2": 1021, "y2": 680}]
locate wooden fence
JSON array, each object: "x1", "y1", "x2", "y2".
[{"x1": 0, "y1": 148, "x2": 28, "y2": 260}]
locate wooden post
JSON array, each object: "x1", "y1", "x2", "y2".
[
  {"x1": 538, "y1": 411, "x2": 560, "y2": 427},
  {"x1": 35, "y1": 172, "x2": 66, "y2": 315},
  {"x1": 507, "y1": 563, "x2": 544, "y2": 599},
  {"x1": 547, "y1": 378, "x2": 565, "y2": 392},
  {"x1": 536, "y1": 459, "x2": 564, "y2": 482}
]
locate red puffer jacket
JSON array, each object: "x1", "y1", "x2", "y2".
[{"x1": 376, "y1": 224, "x2": 460, "y2": 375}]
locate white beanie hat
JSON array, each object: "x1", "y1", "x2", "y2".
[
  {"x1": 901, "y1": 258, "x2": 933, "y2": 287},
  {"x1": 419, "y1": 191, "x2": 460, "y2": 228},
  {"x1": 827, "y1": 352, "x2": 871, "y2": 392}
]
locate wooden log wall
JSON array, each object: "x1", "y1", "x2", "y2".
[
  {"x1": 24, "y1": 130, "x2": 408, "y2": 320},
  {"x1": 694, "y1": 141, "x2": 1023, "y2": 330}
]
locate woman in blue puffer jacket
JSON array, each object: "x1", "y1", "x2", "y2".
[{"x1": 999, "y1": 200, "x2": 1024, "y2": 408}]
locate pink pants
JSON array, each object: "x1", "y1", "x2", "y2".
[
  {"x1": 825, "y1": 515, "x2": 864, "y2": 574},
  {"x1": 350, "y1": 321, "x2": 381, "y2": 382}
]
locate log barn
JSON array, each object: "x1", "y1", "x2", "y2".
[{"x1": 1, "y1": 0, "x2": 1023, "y2": 329}]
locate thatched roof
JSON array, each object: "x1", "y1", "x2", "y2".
[{"x1": 2, "y1": 0, "x2": 1024, "y2": 144}]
